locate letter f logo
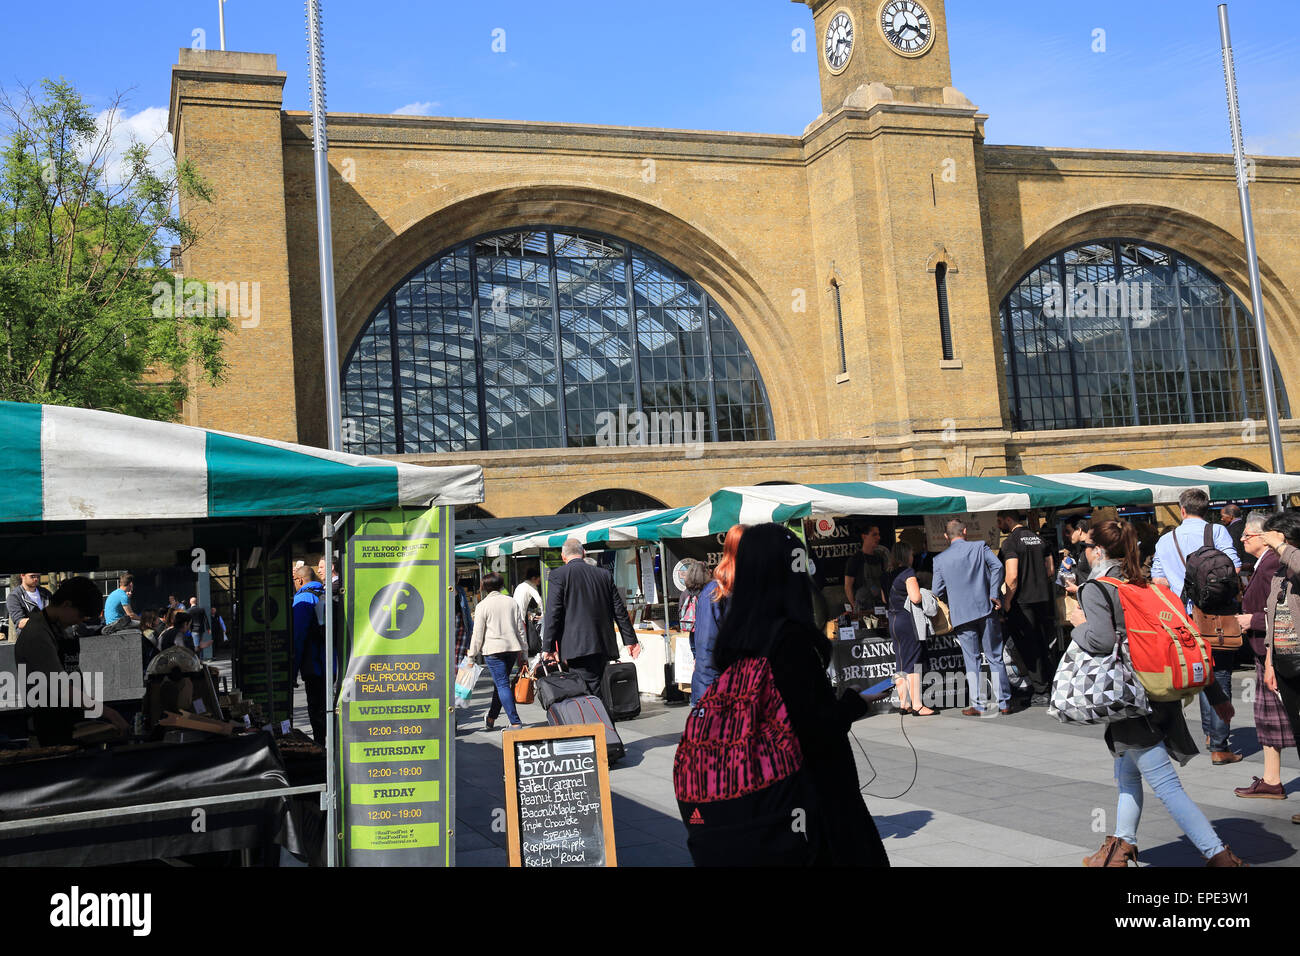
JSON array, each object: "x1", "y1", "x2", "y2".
[{"x1": 384, "y1": 586, "x2": 412, "y2": 633}]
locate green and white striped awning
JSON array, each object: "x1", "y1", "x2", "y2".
[
  {"x1": 455, "y1": 508, "x2": 690, "y2": 559},
  {"x1": 657, "y1": 467, "x2": 1300, "y2": 539},
  {"x1": 0, "y1": 401, "x2": 483, "y2": 522}
]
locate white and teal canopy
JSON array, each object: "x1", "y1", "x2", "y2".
[
  {"x1": 657, "y1": 467, "x2": 1300, "y2": 539},
  {"x1": 0, "y1": 401, "x2": 484, "y2": 523},
  {"x1": 457, "y1": 507, "x2": 690, "y2": 559}
]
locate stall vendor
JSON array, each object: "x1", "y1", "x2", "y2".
[{"x1": 15, "y1": 577, "x2": 128, "y2": 746}]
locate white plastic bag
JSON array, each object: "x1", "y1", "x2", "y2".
[{"x1": 454, "y1": 658, "x2": 483, "y2": 709}]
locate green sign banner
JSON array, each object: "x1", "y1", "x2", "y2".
[
  {"x1": 339, "y1": 507, "x2": 454, "y2": 866},
  {"x1": 236, "y1": 554, "x2": 292, "y2": 725}
]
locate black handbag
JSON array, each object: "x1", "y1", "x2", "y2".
[
  {"x1": 526, "y1": 617, "x2": 542, "y2": 657},
  {"x1": 535, "y1": 661, "x2": 589, "y2": 711}
]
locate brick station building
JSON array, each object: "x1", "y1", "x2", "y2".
[{"x1": 167, "y1": 0, "x2": 1300, "y2": 517}]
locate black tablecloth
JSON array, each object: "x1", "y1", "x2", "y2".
[{"x1": 0, "y1": 733, "x2": 318, "y2": 865}]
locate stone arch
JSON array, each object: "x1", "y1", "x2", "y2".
[
  {"x1": 991, "y1": 202, "x2": 1300, "y2": 397},
  {"x1": 332, "y1": 183, "x2": 815, "y2": 440},
  {"x1": 556, "y1": 488, "x2": 668, "y2": 515}
]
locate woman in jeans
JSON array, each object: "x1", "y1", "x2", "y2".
[
  {"x1": 468, "y1": 573, "x2": 527, "y2": 731},
  {"x1": 1070, "y1": 519, "x2": 1244, "y2": 867},
  {"x1": 1259, "y1": 511, "x2": 1300, "y2": 825}
]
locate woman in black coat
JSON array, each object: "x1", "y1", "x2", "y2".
[{"x1": 707, "y1": 522, "x2": 889, "y2": 867}]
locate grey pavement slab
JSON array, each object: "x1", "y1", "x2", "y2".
[{"x1": 449, "y1": 676, "x2": 1300, "y2": 867}]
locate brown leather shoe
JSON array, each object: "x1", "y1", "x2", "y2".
[
  {"x1": 961, "y1": 707, "x2": 983, "y2": 717},
  {"x1": 1083, "y1": 836, "x2": 1137, "y2": 867},
  {"x1": 1235, "y1": 776, "x2": 1286, "y2": 799},
  {"x1": 1205, "y1": 846, "x2": 1247, "y2": 867},
  {"x1": 1212, "y1": 751, "x2": 1243, "y2": 765}
]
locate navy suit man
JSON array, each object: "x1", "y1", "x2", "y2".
[{"x1": 930, "y1": 518, "x2": 1013, "y2": 716}]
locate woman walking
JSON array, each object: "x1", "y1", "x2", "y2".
[
  {"x1": 677, "y1": 522, "x2": 888, "y2": 866},
  {"x1": 1259, "y1": 511, "x2": 1300, "y2": 824},
  {"x1": 690, "y1": 524, "x2": 743, "y2": 703},
  {"x1": 1070, "y1": 519, "x2": 1244, "y2": 867},
  {"x1": 468, "y1": 573, "x2": 527, "y2": 731},
  {"x1": 887, "y1": 541, "x2": 936, "y2": 716}
]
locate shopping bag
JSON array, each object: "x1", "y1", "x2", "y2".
[{"x1": 454, "y1": 658, "x2": 484, "y2": 709}]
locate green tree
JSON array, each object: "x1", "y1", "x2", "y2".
[{"x1": 0, "y1": 78, "x2": 226, "y2": 419}]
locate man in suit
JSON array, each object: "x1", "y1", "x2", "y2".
[
  {"x1": 930, "y1": 518, "x2": 1013, "y2": 716},
  {"x1": 542, "y1": 539, "x2": 640, "y2": 698}
]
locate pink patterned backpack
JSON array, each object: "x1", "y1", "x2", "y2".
[{"x1": 673, "y1": 655, "x2": 819, "y2": 866}]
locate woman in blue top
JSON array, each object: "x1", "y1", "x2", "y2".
[{"x1": 690, "y1": 524, "x2": 743, "y2": 704}]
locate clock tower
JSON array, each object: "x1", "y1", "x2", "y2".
[{"x1": 797, "y1": 0, "x2": 958, "y2": 115}]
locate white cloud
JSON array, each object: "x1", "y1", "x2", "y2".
[
  {"x1": 392, "y1": 100, "x2": 440, "y2": 116},
  {"x1": 85, "y1": 105, "x2": 173, "y2": 187}
]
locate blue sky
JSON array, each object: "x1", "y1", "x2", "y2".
[{"x1": 1, "y1": 0, "x2": 1297, "y2": 156}]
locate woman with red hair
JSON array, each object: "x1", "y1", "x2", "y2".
[{"x1": 690, "y1": 524, "x2": 744, "y2": 703}]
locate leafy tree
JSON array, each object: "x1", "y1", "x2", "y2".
[{"x1": 0, "y1": 78, "x2": 226, "y2": 419}]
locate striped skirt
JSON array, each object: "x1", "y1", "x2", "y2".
[{"x1": 1254, "y1": 660, "x2": 1297, "y2": 750}]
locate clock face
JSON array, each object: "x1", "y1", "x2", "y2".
[
  {"x1": 878, "y1": 0, "x2": 935, "y2": 58},
  {"x1": 823, "y1": 10, "x2": 855, "y2": 75}
]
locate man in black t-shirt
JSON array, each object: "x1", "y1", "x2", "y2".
[
  {"x1": 997, "y1": 511, "x2": 1057, "y2": 704},
  {"x1": 844, "y1": 525, "x2": 891, "y2": 613}
]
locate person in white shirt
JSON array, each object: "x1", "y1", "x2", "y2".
[{"x1": 513, "y1": 566, "x2": 544, "y2": 655}]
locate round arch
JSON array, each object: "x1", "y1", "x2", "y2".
[
  {"x1": 999, "y1": 236, "x2": 1289, "y2": 432},
  {"x1": 557, "y1": 489, "x2": 667, "y2": 515},
  {"x1": 1205, "y1": 457, "x2": 1263, "y2": 473},
  {"x1": 332, "y1": 183, "x2": 814, "y2": 441},
  {"x1": 992, "y1": 202, "x2": 1300, "y2": 391}
]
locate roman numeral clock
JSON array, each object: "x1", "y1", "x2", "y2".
[{"x1": 877, "y1": 0, "x2": 935, "y2": 57}]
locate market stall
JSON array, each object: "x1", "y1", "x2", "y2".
[
  {"x1": 0, "y1": 400, "x2": 483, "y2": 866},
  {"x1": 650, "y1": 466, "x2": 1300, "y2": 702}
]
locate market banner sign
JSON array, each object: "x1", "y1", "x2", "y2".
[
  {"x1": 236, "y1": 555, "x2": 292, "y2": 726},
  {"x1": 339, "y1": 507, "x2": 453, "y2": 866}
]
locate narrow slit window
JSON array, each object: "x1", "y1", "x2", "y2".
[
  {"x1": 832, "y1": 281, "x2": 847, "y2": 375},
  {"x1": 936, "y1": 263, "x2": 955, "y2": 361}
]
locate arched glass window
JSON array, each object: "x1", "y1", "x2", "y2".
[
  {"x1": 1000, "y1": 239, "x2": 1288, "y2": 431},
  {"x1": 342, "y1": 228, "x2": 774, "y2": 454},
  {"x1": 558, "y1": 489, "x2": 666, "y2": 515}
]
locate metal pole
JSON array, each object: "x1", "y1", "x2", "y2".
[
  {"x1": 1220, "y1": 4, "x2": 1287, "y2": 499},
  {"x1": 307, "y1": 0, "x2": 344, "y2": 453},
  {"x1": 323, "y1": 518, "x2": 338, "y2": 868},
  {"x1": 307, "y1": 0, "x2": 344, "y2": 868},
  {"x1": 657, "y1": 541, "x2": 671, "y2": 636},
  {"x1": 218, "y1": 0, "x2": 226, "y2": 50}
]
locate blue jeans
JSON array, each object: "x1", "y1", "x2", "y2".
[
  {"x1": 1114, "y1": 742, "x2": 1225, "y2": 858},
  {"x1": 1198, "y1": 665, "x2": 1233, "y2": 751},
  {"x1": 953, "y1": 613, "x2": 1011, "y2": 711},
  {"x1": 485, "y1": 652, "x2": 522, "y2": 726}
]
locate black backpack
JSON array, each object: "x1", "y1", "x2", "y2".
[{"x1": 1174, "y1": 524, "x2": 1239, "y2": 613}]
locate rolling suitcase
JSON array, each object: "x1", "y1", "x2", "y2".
[
  {"x1": 601, "y1": 661, "x2": 641, "y2": 721},
  {"x1": 547, "y1": 694, "x2": 626, "y2": 764}
]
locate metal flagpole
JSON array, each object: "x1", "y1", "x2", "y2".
[
  {"x1": 307, "y1": 0, "x2": 343, "y2": 867},
  {"x1": 1219, "y1": 4, "x2": 1287, "y2": 500},
  {"x1": 218, "y1": 0, "x2": 227, "y2": 50}
]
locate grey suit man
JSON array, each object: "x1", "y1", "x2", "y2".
[{"x1": 930, "y1": 518, "x2": 1013, "y2": 715}]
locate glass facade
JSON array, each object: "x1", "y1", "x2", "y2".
[
  {"x1": 1001, "y1": 239, "x2": 1288, "y2": 431},
  {"x1": 342, "y1": 228, "x2": 773, "y2": 454}
]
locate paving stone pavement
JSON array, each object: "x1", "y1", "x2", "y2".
[{"x1": 452, "y1": 679, "x2": 1300, "y2": 867}]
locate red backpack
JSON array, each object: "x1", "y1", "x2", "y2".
[
  {"x1": 1095, "y1": 576, "x2": 1215, "y2": 703},
  {"x1": 673, "y1": 655, "x2": 817, "y2": 866}
]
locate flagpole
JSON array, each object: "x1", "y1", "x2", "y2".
[
  {"x1": 1219, "y1": 4, "x2": 1287, "y2": 499},
  {"x1": 307, "y1": 0, "x2": 343, "y2": 867}
]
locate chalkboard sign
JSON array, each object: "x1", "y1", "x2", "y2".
[{"x1": 503, "y1": 724, "x2": 617, "y2": 868}]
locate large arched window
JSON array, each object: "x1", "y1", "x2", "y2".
[
  {"x1": 342, "y1": 228, "x2": 774, "y2": 454},
  {"x1": 1001, "y1": 239, "x2": 1288, "y2": 431}
]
